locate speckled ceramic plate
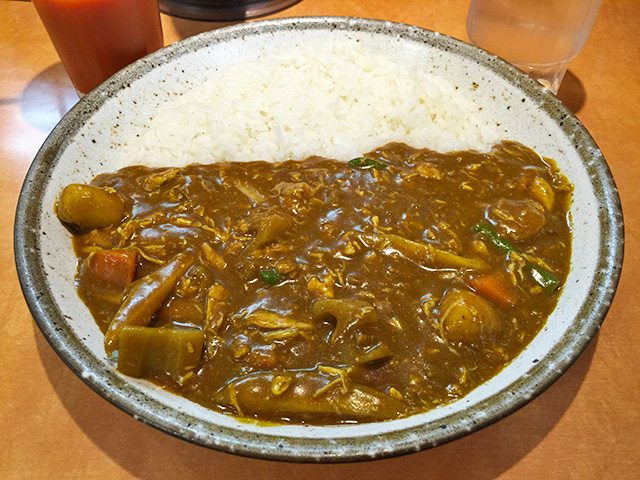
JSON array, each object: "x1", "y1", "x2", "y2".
[{"x1": 14, "y1": 17, "x2": 623, "y2": 462}]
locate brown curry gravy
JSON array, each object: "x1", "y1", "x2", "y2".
[{"x1": 67, "y1": 141, "x2": 573, "y2": 424}]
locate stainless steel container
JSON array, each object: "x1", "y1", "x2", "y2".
[{"x1": 159, "y1": 0, "x2": 301, "y2": 21}]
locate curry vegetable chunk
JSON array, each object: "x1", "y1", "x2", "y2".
[
  {"x1": 57, "y1": 183, "x2": 125, "y2": 231},
  {"x1": 60, "y1": 141, "x2": 573, "y2": 424}
]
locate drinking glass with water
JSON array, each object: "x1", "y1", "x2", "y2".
[{"x1": 466, "y1": 0, "x2": 602, "y2": 94}]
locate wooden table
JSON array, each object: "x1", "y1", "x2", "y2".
[{"x1": 2, "y1": 1, "x2": 639, "y2": 478}]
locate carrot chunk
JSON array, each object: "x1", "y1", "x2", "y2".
[
  {"x1": 84, "y1": 249, "x2": 137, "y2": 290},
  {"x1": 467, "y1": 272, "x2": 517, "y2": 308}
]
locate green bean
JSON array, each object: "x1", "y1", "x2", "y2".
[
  {"x1": 473, "y1": 222, "x2": 517, "y2": 253},
  {"x1": 529, "y1": 264, "x2": 561, "y2": 294}
]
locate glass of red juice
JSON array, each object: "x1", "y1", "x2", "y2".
[{"x1": 32, "y1": 0, "x2": 164, "y2": 96}]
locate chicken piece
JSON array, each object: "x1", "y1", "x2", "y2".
[{"x1": 487, "y1": 198, "x2": 546, "y2": 241}]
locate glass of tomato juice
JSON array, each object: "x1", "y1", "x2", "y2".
[{"x1": 32, "y1": 0, "x2": 164, "y2": 96}]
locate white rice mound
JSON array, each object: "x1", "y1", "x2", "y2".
[{"x1": 129, "y1": 41, "x2": 499, "y2": 167}]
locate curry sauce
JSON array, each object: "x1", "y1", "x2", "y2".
[{"x1": 58, "y1": 141, "x2": 573, "y2": 424}]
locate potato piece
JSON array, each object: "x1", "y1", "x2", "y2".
[
  {"x1": 117, "y1": 326, "x2": 204, "y2": 384},
  {"x1": 57, "y1": 184, "x2": 125, "y2": 231},
  {"x1": 439, "y1": 289, "x2": 499, "y2": 344},
  {"x1": 529, "y1": 177, "x2": 555, "y2": 211}
]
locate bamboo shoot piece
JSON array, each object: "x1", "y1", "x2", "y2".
[
  {"x1": 356, "y1": 233, "x2": 491, "y2": 271},
  {"x1": 245, "y1": 310, "x2": 313, "y2": 330},
  {"x1": 117, "y1": 326, "x2": 204, "y2": 384}
]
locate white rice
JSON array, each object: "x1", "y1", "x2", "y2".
[{"x1": 128, "y1": 41, "x2": 499, "y2": 167}]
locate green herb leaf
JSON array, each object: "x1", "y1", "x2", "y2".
[
  {"x1": 259, "y1": 269, "x2": 283, "y2": 286},
  {"x1": 348, "y1": 157, "x2": 388, "y2": 170}
]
